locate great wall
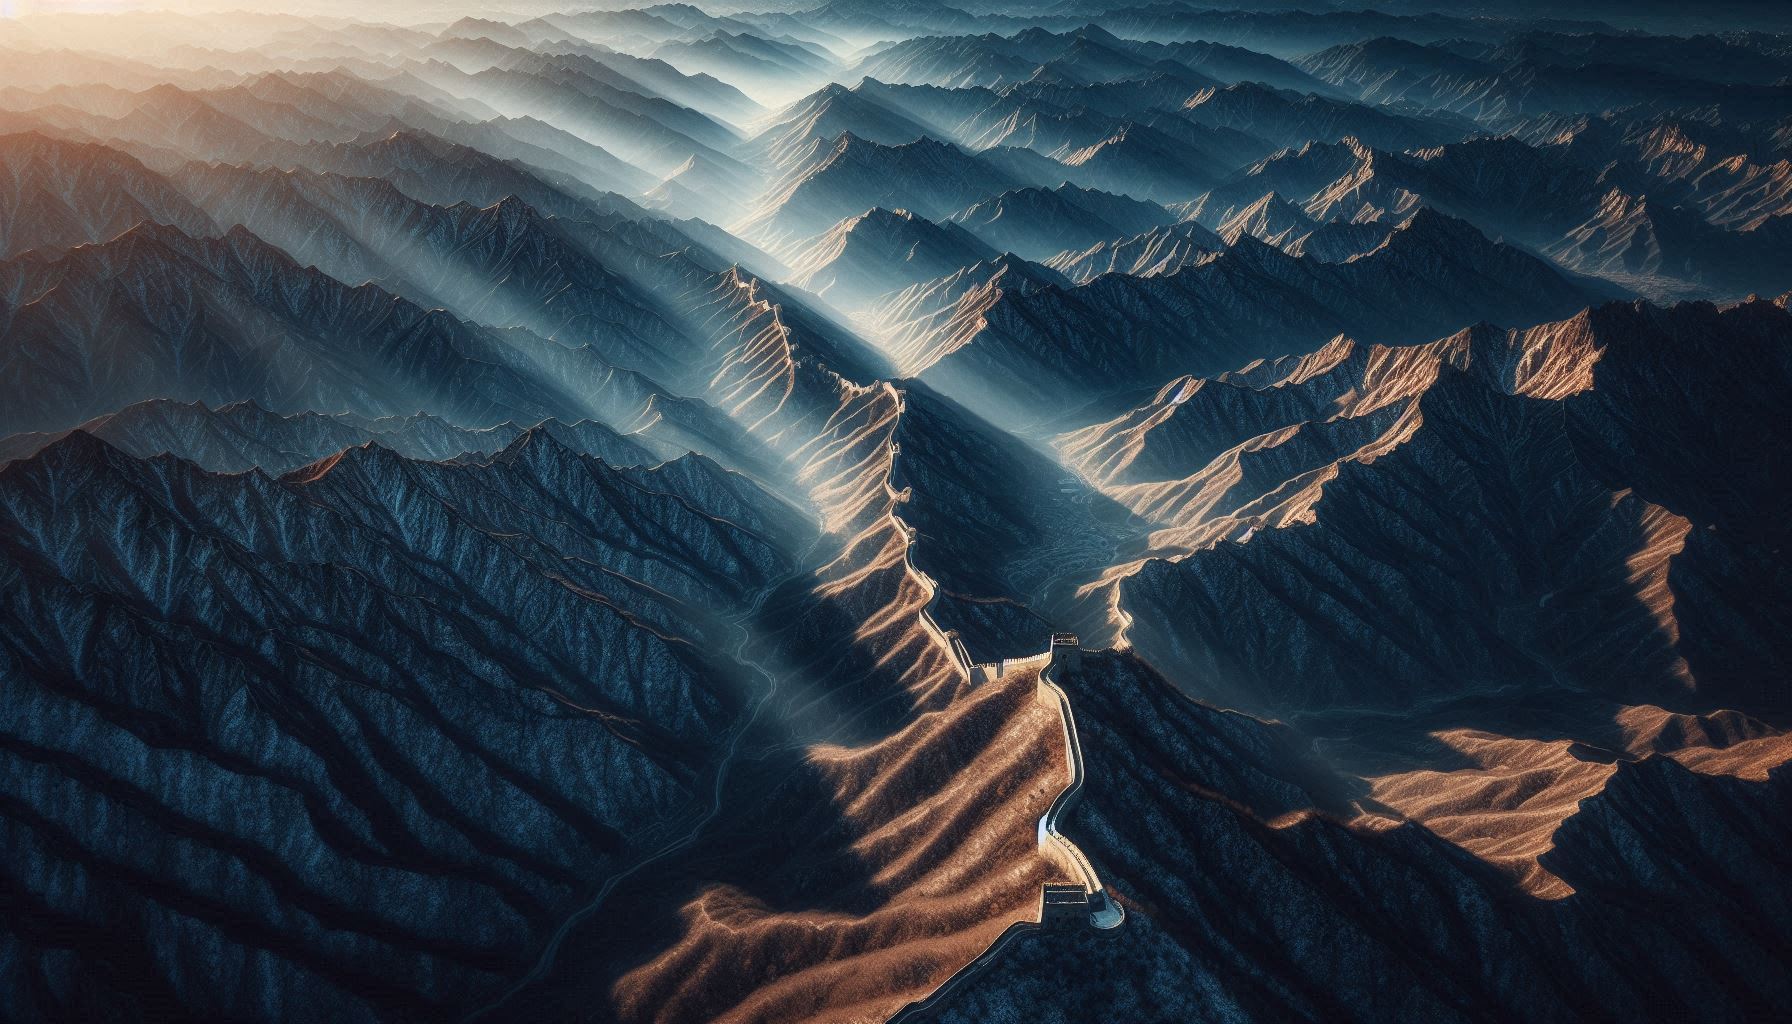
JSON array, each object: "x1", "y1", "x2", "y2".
[
  {"x1": 886, "y1": 620, "x2": 1125, "y2": 1022},
  {"x1": 878, "y1": 389, "x2": 1122, "y2": 1021}
]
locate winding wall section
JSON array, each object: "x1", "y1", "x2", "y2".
[{"x1": 885, "y1": 635, "x2": 1123, "y2": 1023}]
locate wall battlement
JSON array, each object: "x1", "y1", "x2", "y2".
[{"x1": 888, "y1": 633, "x2": 1124, "y2": 1022}]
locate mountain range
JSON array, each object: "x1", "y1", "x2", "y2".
[{"x1": 0, "y1": 5, "x2": 1787, "y2": 1023}]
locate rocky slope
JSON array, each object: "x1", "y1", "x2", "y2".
[
  {"x1": 932, "y1": 649, "x2": 1792, "y2": 1023},
  {"x1": 1045, "y1": 219, "x2": 1226, "y2": 283},
  {"x1": 0, "y1": 427, "x2": 808, "y2": 1021},
  {"x1": 741, "y1": 132, "x2": 1021, "y2": 251}
]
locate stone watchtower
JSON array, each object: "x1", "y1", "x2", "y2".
[
  {"x1": 1049, "y1": 633, "x2": 1082, "y2": 674},
  {"x1": 1039, "y1": 884, "x2": 1091, "y2": 928}
]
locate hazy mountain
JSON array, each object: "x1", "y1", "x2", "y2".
[
  {"x1": 0, "y1": 221, "x2": 636, "y2": 435},
  {"x1": 0, "y1": 398, "x2": 680, "y2": 475},
  {"x1": 949, "y1": 182, "x2": 1175, "y2": 260},
  {"x1": 400, "y1": 57, "x2": 747, "y2": 178},
  {"x1": 258, "y1": 128, "x2": 647, "y2": 222},
  {"x1": 789, "y1": 206, "x2": 999, "y2": 308},
  {"x1": 865, "y1": 252, "x2": 1069, "y2": 375},
  {"x1": 1179, "y1": 81, "x2": 1465, "y2": 152},
  {"x1": 1301, "y1": 36, "x2": 1792, "y2": 124},
  {"x1": 742, "y1": 131, "x2": 1018, "y2": 248},
  {"x1": 1046, "y1": 219, "x2": 1225, "y2": 283},
  {"x1": 0, "y1": 131, "x2": 218, "y2": 257},
  {"x1": 744, "y1": 81, "x2": 935, "y2": 171},
  {"x1": 169, "y1": 166, "x2": 697, "y2": 364}
]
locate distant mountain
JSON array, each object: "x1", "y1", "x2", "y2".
[
  {"x1": 656, "y1": 30, "x2": 842, "y2": 86},
  {"x1": 442, "y1": 114, "x2": 657, "y2": 195},
  {"x1": 741, "y1": 132, "x2": 1018, "y2": 248},
  {"x1": 1300, "y1": 36, "x2": 1792, "y2": 124},
  {"x1": 1130, "y1": 37, "x2": 1334, "y2": 94},
  {"x1": 864, "y1": 253, "x2": 1068, "y2": 376},
  {"x1": 639, "y1": 151, "x2": 762, "y2": 224},
  {"x1": 258, "y1": 129, "x2": 646, "y2": 222},
  {"x1": 914, "y1": 208, "x2": 1609, "y2": 427},
  {"x1": 789, "y1": 206, "x2": 998, "y2": 308},
  {"x1": 851, "y1": 34, "x2": 1038, "y2": 89},
  {"x1": 1177, "y1": 128, "x2": 1792, "y2": 299},
  {"x1": 744, "y1": 82, "x2": 934, "y2": 171},
  {"x1": 1473, "y1": 29, "x2": 1792, "y2": 86},
  {"x1": 0, "y1": 399, "x2": 678, "y2": 474},
  {"x1": 18, "y1": 82, "x2": 281, "y2": 167},
  {"x1": 949, "y1": 183, "x2": 1174, "y2": 260},
  {"x1": 1092, "y1": 6, "x2": 1604, "y2": 58},
  {"x1": 543, "y1": 44, "x2": 768, "y2": 124},
  {"x1": 400, "y1": 57, "x2": 747, "y2": 179},
  {"x1": 1047, "y1": 121, "x2": 1235, "y2": 202},
  {"x1": 0, "y1": 221, "x2": 640, "y2": 435},
  {"x1": 0, "y1": 131, "x2": 217, "y2": 257},
  {"x1": 169, "y1": 166, "x2": 691, "y2": 366},
  {"x1": 1180, "y1": 81, "x2": 1464, "y2": 152},
  {"x1": 1216, "y1": 191, "x2": 1319, "y2": 247},
  {"x1": 850, "y1": 25, "x2": 1314, "y2": 93}
]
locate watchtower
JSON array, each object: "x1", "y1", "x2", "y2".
[
  {"x1": 1049, "y1": 633, "x2": 1082, "y2": 674},
  {"x1": 1040, "y1": 884, "x2": 1090, "y2": 929}
]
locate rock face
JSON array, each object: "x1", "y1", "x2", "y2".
[
  {"x1": 0, "y1": 222, "x2": 611, "y2": 434},
  {"x1": 2, "y1": 6, "x2": 1791, "y2": 1024},
  {"x1": 1046, "y1": 219, "x2": 1226, "y2": 283}
]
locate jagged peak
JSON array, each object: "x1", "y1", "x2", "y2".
[
  {"x1": 0, "y1": 129, "x2": 150, "y2": 169},
  {"x1": 1219, "y1": 191, "x2": 1315, "y2": 240},
  {"x1": 1379, "y1": 205, "x2": 1487, "y2": 251},
  {"x1": 982, "y1": 251, "x2": 1070, "y2": 289},
  {"x1": 3, "y1": 427, "x2": 120, "y2": 474},
  {"x1": 1211, "y1": 229, "x2": 1298, "y2": 269},
  {"x1": 492, "y1": 422, "x2": 590, "y2": 467},
  {"x1": 852, "y1": 206, "x2": 922, "y2": 227},
  {"x1": 284, "y1": 438, "x2": 411, "y2": 486},
  {"x1": 486, "y1": 193, "x2": 539, "y2": 228}
]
